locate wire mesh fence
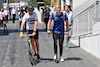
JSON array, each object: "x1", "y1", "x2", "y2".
[{"x1": 73, "y1": 4, "x2": 100, "y2": 36}]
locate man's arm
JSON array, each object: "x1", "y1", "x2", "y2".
[
  {"x1": 20, "y1": 21, "x2": 25, "y2": 30},
  {"x1": 64, "y1": 12, "x2": 69, "y2": 34},
  {"x1": 34, "y1": 20, "x2": 38, "y2": 32},
  {"x1": 47, "y1": 12, "x2": 53, "y2": 34},
  {"x1": 64, "y1": 20, "x2": 69, "y2": 35},
  {"x1": 34, "y1": 20, "x2": 38, "y2": 31},
  {"x1": 31, "y1": 20, "x2": 38, "y2": 36},
  {"x1": 20, "y1": 20, "x2": 25, "y2": 39},
  {"x1": 47, "y1": 19, "x2": 52, "y2": 34}
]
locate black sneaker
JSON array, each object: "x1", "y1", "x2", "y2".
[
  {"x1": 34, "y1": 53, "x2": 37, "y2": 56},
  {"x1": 37, "y1": 54, "x2": 40, "y2": 60}
]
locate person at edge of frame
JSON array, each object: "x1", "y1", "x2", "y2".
[{"x1": 63, "y1": 5, "x2": 73, "y2": 49}]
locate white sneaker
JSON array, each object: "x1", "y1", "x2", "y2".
[
  {"x1": 64, "y1": 43, "x2": 67, "y2": 47},
  {"x1": 0, "y1": 27, "x2": 3, "y2": 29},
  {"x1": 65, "y1": 45, "x2": 69, "y2": 49},
  {"x1": 54, "y1": 55, "x2": 56, "y2": 60},
  {"x1": 60, "y1": 56, "x2": 64, "y2": 62}
]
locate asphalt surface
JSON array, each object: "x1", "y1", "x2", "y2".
[{"x1": 0, "y1": 19, "x2": 100, "y2": 67}]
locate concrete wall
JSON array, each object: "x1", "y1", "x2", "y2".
[
  {"x1": 73, "y1": 0, "x2": 96, "y2": 16},
  {"x1": 71, "y1": 22, "x2": 100, "y2": 59},
  {"x1": 74, "y1": 0, "x2": 88, "y2": 8},
  {"x1": 71, "y1": 0, "x2": 100, "y2": 59},
  {"x1": 73, "y1": 0, "x2": 95, "y2": 9}
]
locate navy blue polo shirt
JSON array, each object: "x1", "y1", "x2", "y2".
[{"x1": 49, "y1": 12, "x2": 68, "y2": 34}]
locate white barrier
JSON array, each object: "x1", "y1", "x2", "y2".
[
  {"x1": 34, "y1": 8, "x2": 42, "y2": 23},
  {"x1": 71, "y1": 3, "x2": 100, "y2": 59}
]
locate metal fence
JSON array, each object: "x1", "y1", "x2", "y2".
[{"x1": 73, "y1": 4, "x2": 100, "y2": 36}]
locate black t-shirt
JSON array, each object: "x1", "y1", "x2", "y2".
[
  {"x1": 20, "y1": 9, "x2": 24, "y2": 18},
  {"x1": 44, "y1": 8, "x2": 51, "y2": 18}
]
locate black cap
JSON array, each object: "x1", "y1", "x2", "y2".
[{"x1": 28, "y1": 5, "x2": 34, "y2": 11}]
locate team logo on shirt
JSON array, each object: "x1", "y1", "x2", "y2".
[
  {"x1": 61, "y1": 16, "x2": 63, "y2": 18},
  {"x1": 27, "y1": 18, "x2": 35, "y2": 24},
  {"x1": 54, "y1": 17, "x2": 57, "y2": 21}
]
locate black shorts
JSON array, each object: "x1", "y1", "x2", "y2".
[{"x1": 27, "y1": 29, "x2": 39, "y2": 39}]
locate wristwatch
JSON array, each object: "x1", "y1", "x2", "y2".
[{"x1": 33, "y1": 31, "x2": 36, "y2": 33}]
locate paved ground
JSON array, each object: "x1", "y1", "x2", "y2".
[{"x1": 0, "y1": 19, "x2": 100, "y2": 67}]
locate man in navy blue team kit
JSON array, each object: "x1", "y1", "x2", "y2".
[{"x1": 47, "y1": 6, "x2": 69, "y2": 62}]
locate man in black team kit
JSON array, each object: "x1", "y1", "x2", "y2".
[
  {"x1": 43, "y1": 4, "x2": 51, "y2": 31},
  {"x1": 47, "y1": 6, "x2": 69, "y2": 62}
]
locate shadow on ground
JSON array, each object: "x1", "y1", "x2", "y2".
[{"x1": 65, "y1": 57, "x2": 83, "y2": 61}]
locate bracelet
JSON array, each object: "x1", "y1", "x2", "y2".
[
  {"x1": 20, "y1": 32, "x2": 23, "y2": 35},
  {"x1": 33, "y1": 31, "x2": 36, "y2": 33},
  {"x1": 20, "y1": 30, "x2": 23, "y2": 32}
]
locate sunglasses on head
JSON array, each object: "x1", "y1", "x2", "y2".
[{"x1": 28, "y1": 9, "x2": 33, "y2": 11}]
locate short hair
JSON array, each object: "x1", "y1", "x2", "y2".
[{"x1": 55, "y1": 6, "x2": 61, "y2": 10}]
